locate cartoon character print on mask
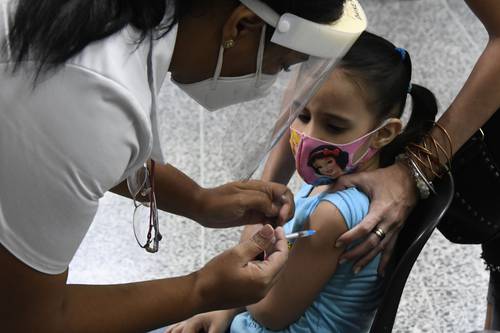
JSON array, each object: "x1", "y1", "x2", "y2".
[
  {"x1": 307, "y1": 145, "x2": 349, "y2": 179},
  {"x1": 290, "y1": 128, "x2": 301, "y2": 156}
]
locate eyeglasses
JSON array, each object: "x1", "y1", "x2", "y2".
[{"x1": 127, "y1": 160, "x2": 162, "y2": 253}]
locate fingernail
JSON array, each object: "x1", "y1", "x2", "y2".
[
  {"x1": 335, "y1": 241, "x2": 344, "y2": 248},
  {"x1": 265, "y1": 204, "x2": 279, "y2": 218},
  {"x1": 259, "y1": 224, "x2": 274, "y2": 238},
  {"x1": 338, "y1": 259, "x2": 347, "y2": 265},
  {"x1": 353, "y1": 267, "x2": 361, "y2": 275}
]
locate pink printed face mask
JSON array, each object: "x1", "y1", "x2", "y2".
[{"x1": 289, "y1": 122, "x2": 388, "y2": 185}]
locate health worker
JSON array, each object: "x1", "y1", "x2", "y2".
[{"x1": 0, "y1": 0, "x2": 366, "y2": 332}]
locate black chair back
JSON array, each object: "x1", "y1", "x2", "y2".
[{"x1": 369, "y1": 172, "x2": 454, "y2": 333}]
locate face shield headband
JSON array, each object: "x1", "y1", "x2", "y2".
[{"x1": 239, "y1": 0, "x2": 367, "y2": 59}]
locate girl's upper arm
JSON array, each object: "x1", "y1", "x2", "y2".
[
  {"x1": 465, "y1": 0, "x2": 500, "y2": 37},
  {"x1": 247, "y1": 201, "x2": 348, "y2": 330}
]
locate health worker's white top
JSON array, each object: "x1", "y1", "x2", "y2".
[{"x1": 0, "y1": 0, "x2": 177, "y2": 274}]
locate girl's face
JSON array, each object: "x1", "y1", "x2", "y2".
[
  {"x1": 292, "y1": 69, "x2": 379, "y2": 162},
  {"x1": 313, "y1": 157, "x2": 343, "y2": 177}
]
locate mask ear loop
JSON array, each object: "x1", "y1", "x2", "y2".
[
  {"x1": 211, "y1": 45, "x2": 225, "y2": 90},
  {"x1": 255, "y1": 24, "x2": 267, "y2": 87},
  {"x1": 350, "y1": 119, "x2": 393, "y2": 165},
  {"x1": 350, "y1": 144, "x2": 374, "y2": 166},
  {"x1": 212, "y1": 24, "x2": 267, "y2": 90}
]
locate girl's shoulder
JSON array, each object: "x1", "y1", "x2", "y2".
[
  {"x1": 289, "y1": 185, "x2": 369, "y2": 233},
  {"x1": 316, "y1": 187, "x2": 370, "y2": 230}
]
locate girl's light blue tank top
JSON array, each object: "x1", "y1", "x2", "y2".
[{"x1": 230, "y1": 184, "x2": 382, "y2": 333}]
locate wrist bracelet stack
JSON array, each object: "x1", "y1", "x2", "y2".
[
  {"x1": 396, "y1": 153, "x2": 433, "y2": 199},
  {"x1": 397, "y1": 123, "x2": 453, "y2": 200}
]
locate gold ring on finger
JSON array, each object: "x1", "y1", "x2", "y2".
[{"x1": 373, "y1": 227, "x2": 386, "y2": 241}]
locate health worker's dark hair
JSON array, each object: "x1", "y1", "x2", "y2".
[
  {"x1": 5, "y1": 0, "x2": 345, "y2": 75},
  {"x1": 338, "y1": 31, "x2": 438, "y2": 166}
]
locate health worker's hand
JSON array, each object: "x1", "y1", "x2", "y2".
[
  {"x1": 331, "y1": 162, "x2": 418, "y2": 275},
  {"x1": 166, "y1": 310, "x2": 237, "y2": 333},
  {"x1": 193, "y1": 225, "x2": 288, "y2": 312},
  {"x1": 195, "y1": 180, "x2": 294, "y2": 228}
]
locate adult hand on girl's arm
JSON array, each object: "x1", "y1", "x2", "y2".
[
  {"x1": 332, "y1": 0, "x2": 500, "y2": 276},
  {"x1": 332, "y1": 162, "x2": 418, "y2": 275},
  {"x1": 193, "y1": 179, "x2": 294, "y2": 228},
  {"x1": 166, "y1": 225, "x2": 289, "y2": 333},
  {"x1": 237, "y1": 127, "x2": 297, "y2": 246},
  {"x1": 0, "y1": 225, "x2": 288, "y2": 332},
  {"x1": 247, "y1": 203, "x2": 349, "y2": 330},
  {"x1": 112, "y1": 163, "x2": 294, "y2": 228}
]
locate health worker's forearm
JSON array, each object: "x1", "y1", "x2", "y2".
[
  {"x1": 3, "y1": 269, "x2": 206, "y2": 333},
  {"x1": 111, "y1": 163, "x2": 204, "y2": 220},
  {"x1": 60, "y1": 274, "x2": 203, "y2": 332}
]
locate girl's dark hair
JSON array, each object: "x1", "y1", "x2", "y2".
[
  {"x1": 6, "y1": 0, "x2": 344, "y2": 74},
  {"x1": 307, "y1": 145, "x2": 349, "y2": 173},
  {"x1": 338, "y1": 31, "x2": 438, "y2": 166}
]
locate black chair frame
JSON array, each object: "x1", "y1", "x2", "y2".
[{"x1": 370, "y1": 172, "x2": 454, "y2": 333}]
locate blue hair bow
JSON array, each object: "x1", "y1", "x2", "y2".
[{"x1": 395, "y1": 47, "x2": 407, "y2": 61}]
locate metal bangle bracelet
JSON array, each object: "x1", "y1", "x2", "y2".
[
  {"x1": 408, "y1": 157, "x2": 437, "y2": 195},
  {"x1": 396, "y1": 153, "x2": 431, "y2": 199}
]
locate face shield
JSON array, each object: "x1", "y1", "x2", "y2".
[
  {"x1": 199, "y1": 0, "x2": 367, "y2": 180},
  {"x1": 207, "y1": 0, "x2": 367, "y2": 179}
]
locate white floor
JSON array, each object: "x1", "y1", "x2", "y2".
[{"x1": 68, "y1": 0, "x2": 492, "y2": 331}]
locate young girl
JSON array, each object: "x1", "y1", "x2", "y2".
[{"x1": 167, "y1": 31, "x2": 438, "y2": 333}]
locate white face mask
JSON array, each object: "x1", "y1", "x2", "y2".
[{"x1": 173, "y1": 25, "x2": 278, "y2": 112}]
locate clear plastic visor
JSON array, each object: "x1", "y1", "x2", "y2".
[
  {"x1": 210, "y1": 0, "x2": 367, "y2": 180},
  {"x1": 216, "y1": 55, "x2": 340, "y2": 180},
  {"x1": 161, "y1": 0, "x2": 367, "y2": 182}
]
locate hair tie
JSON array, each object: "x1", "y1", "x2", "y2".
[{"x1": 395, "y1": 47, "x2": 407, "y2": 61}]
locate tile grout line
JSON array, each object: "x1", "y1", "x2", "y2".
[
  {"x1": 439, "y1": 0, "x2": 481, "y2": 54},
  {"x1": 420, "y1": 285, "x2": 440, "y2": 333}
]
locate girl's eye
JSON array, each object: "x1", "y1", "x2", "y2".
[
  {"x1": 327, "y1": 124, "x2": 345, "y2": 133},
  {"x1": 298, "y1": 114, "x2": 310, "y2": 123}
]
